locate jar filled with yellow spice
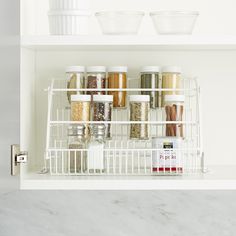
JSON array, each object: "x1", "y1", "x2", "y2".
[
  {"x1": 161, "y1": 66, "x2": 183, "y2": 107},
  {"x1": 70, "y1": 94, "x2": 91, "y2": 138},
  {"x1": 108, "y1": 66, "x2": 127, "y2": 108}
]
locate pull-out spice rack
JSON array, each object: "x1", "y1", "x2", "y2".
[{"x1": 45, "y1": 77, "x2": 203, "y2": 176}]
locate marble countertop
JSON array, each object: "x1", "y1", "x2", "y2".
[{"x1": 0, "y1": 181, "x2": 235, "y2": 236}]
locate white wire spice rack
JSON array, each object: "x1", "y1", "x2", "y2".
[{"x1": 44, "y1": 77, "x2": 204, "y2": 176}]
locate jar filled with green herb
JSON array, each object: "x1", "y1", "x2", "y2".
[
  {"x1": 129, "y1": 95, "x2": 150, "y2": 140},
  {"x1": 140, "y1": 66, "x2": 160, "y2": 109}
]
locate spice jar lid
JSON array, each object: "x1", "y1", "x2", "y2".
[
  {"x1": 66, "y1": 66, "x2": 85, "y2": 73},
  {"x1": 141, "y1": 66, "x2": 160, "y2": 73},
  {"x1": 68, "y1": 125, "x2": 85, "y2": 136},
  {"x1": 164, "y1": 95, "x2": 185, "y2": 103},
  {"x1": 87, "y1": 66, "x2": 106, "y2": 73},
  {"x1": 71, "y1": 94, "x2": 91, "y2": 102},
  {"x1": 93, "y1": 95, "x2": 113, "y2": 102},
  {"x1": 108, "y1": 66, "x2": 128, "y2": 73},
  {"x1": 162, "y1": 66, "x2": 182, "y2": 73},
  {"x1": 129, "y1": 95, "x2": 150, "y2": 102}
]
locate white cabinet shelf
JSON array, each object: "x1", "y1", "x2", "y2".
[
  {"x1": 20, "y1": 166, "x2": 236, "y2": 190},
  {"x1": 21, "y1": 35, "x2": 236, "y2": 50}
]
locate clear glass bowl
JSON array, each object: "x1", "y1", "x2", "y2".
[
  {"x1": 95, "y1": 11, "x2": 145, "y2": 35},
  {"x1": 150, "y1": 11, "x2": 199, "y2": 35}
]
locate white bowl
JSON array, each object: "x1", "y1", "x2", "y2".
[
  {"x1": 95, "y1": 11, "x2": 145, "y2": 35},
  {"x1": 150, "y1": 11, "x2": 199, "y2": 35},
  {"x1": 48, "y1": 10, "x2": 90, "y2": 35},
  {"x1": 49, "y1": 0, "x2": 90, "y2": 10}
]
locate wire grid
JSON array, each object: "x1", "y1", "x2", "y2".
[{"x1": 45, "y1": 77, "x2": 203, "y2": 176}]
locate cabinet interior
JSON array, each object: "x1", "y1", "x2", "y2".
[{"x1": 21, "y1": 48, "x2": 236, "y2": 177}]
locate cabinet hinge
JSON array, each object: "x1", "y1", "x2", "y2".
[{"x1": 11, "y1": 144, "x2": 28, "y2": 176}]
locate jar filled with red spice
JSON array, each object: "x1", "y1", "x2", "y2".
[
  {"x1": 107, "y1": 66, "x2": 127, "y2": 108},
  {"x1": 86, "y1": 66, "x2": 106, "y2": 96},
  {"x1": 164, "y1": 95, "x2": 185, "y2": 138}
]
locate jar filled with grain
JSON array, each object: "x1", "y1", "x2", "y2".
[
  {"x1": 66, "y1": 66, "x2": 86, "y2": 103},
  {"x1": 108, "y1": 66, "x2": 127, "y2": 108},
  {"x1": 164, "y1": 95, "x2": 185, "y2": 138},
  {"x1": 129, "y1": 95, "x2": 150, "y2": 140},
  {"x1": 68, "y1": 125, "x2": 87, "y2": 173},
  {"x1": 92, "y1": 95, "x2": 113, "y2": 139},
  {"x1": 161, "y1": 66, "x2": 183, "y2": 107},
  {"x1": 71, "y1": 94, "x2": 91, "y2": 138},
  {"x1": 140, "y1": 66, "x2": 160, "y2": 109},
  {"x1": 86, "y1": 66, "x2": 106, "y2": 96}
]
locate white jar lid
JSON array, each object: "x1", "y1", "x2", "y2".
[
  {"x1": 66, "y1": 66, "x2": 85, "y2": 73},
  {"x1": 164, "y1": 95, "x2": 185, "y2": 103},
  {"x1": 93, "y1": 95, "x2": 113, "y2": 102},
  {"x1": 141, "y1": 66, "x2": 160, "y2": 73},
  {"x1": 48, "y1": 10, "x2": 91, "y2": 16},
  {"x1": 129, "y1": 95, "x2": 150, "y2": 102},
  {"x1": 108, "y1": 66, "x2": 128, "y2": 73},
  {"x1": 162, "y1": 66, "x2": 182, "y2": 73},
  {"x1": 87, "y1": 66, "x2": 106, "y2": 73},
  {"x1": 71, "y1": 94, "x2": 91, "y2": 102}
]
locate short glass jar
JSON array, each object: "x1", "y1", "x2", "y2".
[
  {"x1": 86, "y1": 66, "x2": 106, "y2": 96},
  {"x1": 88, "y1": 124, "x2": 106, "y2": 173},
  {"x1": 71, "y1": 94, "x2": 91, "y2": 138},
  {"x1": 129, "y1": 95, "x2": 150, "y2": 140},
  {"x1": 92, "y1": 95, "x2": 113, "y2": 139},
  {"x1": 66, "y1": 66, "x2": 86, "y2": 103},
  {"x1": 140, "y1": 66, "x2": 160, "y2": 109},
  {"x1": 107, "y1": 66, "x2": 127, "y2": 108},
  {"x1": 164, "y1": 95, "x2": 185, "y2": 137},
  {"x1": 68, "y1": 125, "x2": 87, "y2": 173},
  {"x1": 162, "y1": 66, "x2": 183, "y2": 107}
]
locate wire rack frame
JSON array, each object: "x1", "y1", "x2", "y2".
[{"x1": 44, "y1": 77, "x2": 204, "y2": 176}]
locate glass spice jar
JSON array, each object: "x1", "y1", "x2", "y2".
[
  {"x1": 164, "y1": 95, "x2": 185, "y2": 138},
  {"x1": 129, "y1": 95, "x2": 150, "y2": 140},
  {"x1": 66, "y1": 66, "x2": 86, "y2": 103},
  {"x1": 108, "y1": 66, "x2": 127, "y2": 108},
  {"x1": 140, "y1": 66, "x2": 160, "y2": 109},
  {"x1": 88, "y1": 124, "x2": 106, "y2": 173},
  {"x1": 161, "y1": 66, "x2": 183, "y2": 107},
  {"x1": 86, "y1": 66, "x2": 106, "y2": 96},
  {"x1": 71, "y1": 94, "x2": 91, "y2": 138},
  {"x1": 68, "y1": 125, "x2": 87, "y2": 173},
  {"x1": 92, "y1": 95, "x2": 113, "y2": 139}
]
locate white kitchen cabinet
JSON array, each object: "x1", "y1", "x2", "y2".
[{"x1": 16, "y1": 0, "x2": 236, "y2": 189}]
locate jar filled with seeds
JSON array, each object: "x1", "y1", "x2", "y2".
[
  {"x1": 164, "y1": 95, "x2": 185, "y2": 137},
  {"x1": 92, "y1": 95, "x2": 113, "y2": 139},
  {"x1": 66, "y1": 66, "x2": 86, "y2": 103},
  {"x1": 140, "y1": 66, "x2": 160, "y2": 109},
  {"x1": 71, "y1": 94, "x2": 91, "y2": 138},
  {"x1": 129, "y1": 95, "x2": 150, "y2": 140},
  {"x1": 162, "y1": 66, "x2": 183, "y2": 107},
  {"x1": 86, "y1": 66, "x2": 106, "y2": 96},
  {"x1": 107, "y1": 66, "x2": 127, "y2": 108}
]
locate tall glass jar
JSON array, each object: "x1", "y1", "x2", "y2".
[
  {"x1": 66, "y1": 66, "x2": 85, "y2": 103},
  {"x1": 161, "y1": 66, "x2": 183, "y2": 107},
  {"x1": 71, "y1": 94, "x2": 91, "y2": 138},
  {"x1": 68, "y1": 125, "x2": 87, "y2": 173},
  {"x1": 129, "y1": 95, "x2": 150, "y2": 140},
  {"x1": 164, "y1": 95, "x2": 185, "y2": 137},
  {"x1": 108, "y1": 66, "x2": 127, "y2": 108},
  {"x1": 92, "y1": 95, "x2": 113, "y2": 139},
  {"x1": 86, "y1": 66, "x2": 106, "y2": 96},
  {"x1": 140, "y1": 66, "x2": 160, "y2": 109},
  {"x1": 87, "y1": 124, "x2": 106, "y2": 173}
]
